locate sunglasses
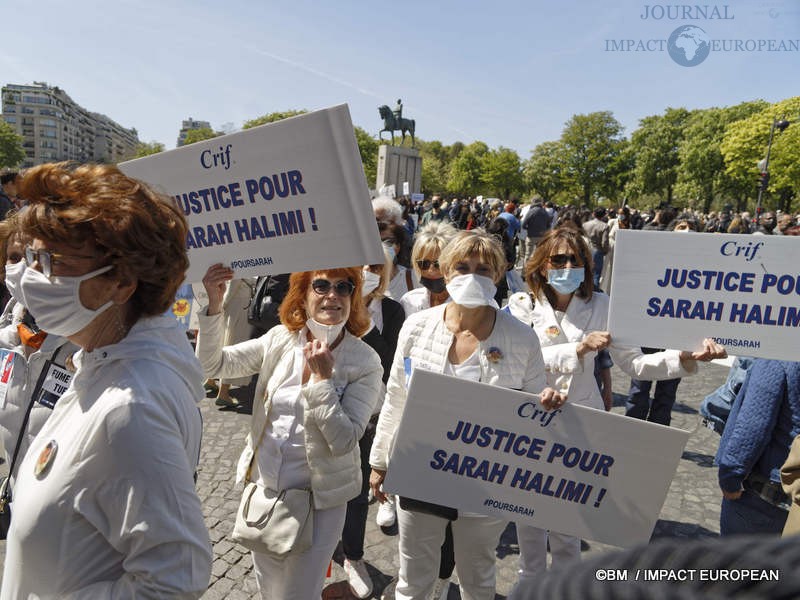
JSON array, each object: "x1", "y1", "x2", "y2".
[
  {"x1": 24, "y1": 245, "x2": 101, "y2": 279},
  {"x1": 311, "y1": 278, "x2": 356, "y2": 297},
  {"x1": 549, "y1": 253, "x2": 582, "y2": 268},
  {"x1": 416, "y1": 259, "x2": 440, "y2": 271}
]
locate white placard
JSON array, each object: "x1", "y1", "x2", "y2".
[
  {"x1": 120, "y1": 105, "x2": 384, "y2": 283},
  {"x1": 383, "y1": 370, "x2": 689, "y2": 548},
  {"x1": 402, "y1": 181, "x2": 410, "y2": 196},
  {"x1": 608, "y1": 230, "x2": 800, "y2": 360}
]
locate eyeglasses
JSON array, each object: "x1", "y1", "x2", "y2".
[
  {"x1": 548, "y1": 254, "x2": 582, "y2": 268},
  {"x1": 24, "y1": 245, "x2": 101, "y2": 279},
  {"x1": 311, "y1": 278, "x2": 356, "y2": 297},
  {"x1": 416, "y1": 259, "x2": 440, "y2": 271}
]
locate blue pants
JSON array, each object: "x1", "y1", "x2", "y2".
[
  {"x1": 720, "y1": 490, "x2": 787, "y2": 536},
  {"x1": 625, "y1": 377, "x2": 681, "y2": 426},
  {"x1": 591, "y1": 249, "x2": 604, "y2": 289}
]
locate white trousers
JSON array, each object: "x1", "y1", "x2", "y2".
[
  {"x1": 251, "y1": 503, "x2": 346, "y2": 600},
  {"x1": 514, "y1": 525, "x2": 580, "y2": 587},
  {"x1": 395, "y1": 504, "x2": 506, "y2": 600}
]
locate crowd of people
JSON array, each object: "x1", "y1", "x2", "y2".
[{"x1": 0, "y1": 162, "x2": 797, "y2": 599}]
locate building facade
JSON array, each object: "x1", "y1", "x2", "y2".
[
  {"x1": 1, "y1": 82, "x2": 139, "y2": 168},
  {"x1": 177, "y1": 117, "x2": 212, "y2": 147}
]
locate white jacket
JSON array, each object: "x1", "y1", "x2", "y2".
[
  {"x1": 0, "y1": 302, "x2": 78, "y2": 476},
  {"x1": 196, "y1": 313, "x2": 382, "y2": 509},
  {"x1": 370, "y1": 304, "x2": 548, "y2": 471},
  {"x1": 1, "y1": 315, "x2": 211, "y2": 600},
  {"x1": 506, "y1": 292, "x2": 695, "y2": 410}
]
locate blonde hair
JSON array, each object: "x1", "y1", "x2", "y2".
[
  {"x1": 410, "y1": 221, "x2": 458, "y2": 278},
  {"x1": 438, "y1": 229, "x2": 507, "y2": 283}
]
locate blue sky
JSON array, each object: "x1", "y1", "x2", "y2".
[{"x1": 4, "y1": 0, "x2": 798, "y2": 155}]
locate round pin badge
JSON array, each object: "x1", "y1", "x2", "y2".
[
  {"x1": 34, "y1": 440, "x2": 58, "y2": 477},
  {"x1": 545, "y1": 325, "x2": 560, "y2": 338}
]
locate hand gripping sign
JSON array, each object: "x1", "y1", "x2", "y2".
[
  {"x1": 120, "y1": 105, "x2": 384, "y2": 283},
  {"x1": 383, "y1": 369, "x2": 689, "y2": 548}
]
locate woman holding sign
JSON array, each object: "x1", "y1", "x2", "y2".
[
  {"x1": 370, "y1": 229, "x2": 564, "y2": 600},
  {"x1": 198, "y1": 264, "x2": 382, "y2": 600},
  {"x1": 507, "y1": 226, "x2": 726, "y2": 589}
]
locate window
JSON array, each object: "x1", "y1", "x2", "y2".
[{"x1": 4, "y1": 116, "x2": 15, "y2": 124}]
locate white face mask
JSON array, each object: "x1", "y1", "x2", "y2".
[
  {"x1": 361, "y1": 270, "x2": 381, "y2": 297},
  {"x1": 4, "y1": 260, "x2": 25, "y2": 303},
  {"x1": 445, "y1": 273, "x2": 497, "y2": 308},
  {"x1": 19, "y1": 264, "x2": 114, "y2": 337},
  {"x1": 306, "y1": 318, "x2": 345, "y2": 346}
]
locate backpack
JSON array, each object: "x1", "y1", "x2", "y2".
[{"x1": 247, "y1": 274, "x2": 290, "y2": 335}]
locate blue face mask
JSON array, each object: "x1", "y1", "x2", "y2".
[{"x1": 547, "y1": 268, "x2": 584, "y2": 295}]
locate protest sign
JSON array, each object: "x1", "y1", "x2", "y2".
[
  {"x1": 383, "y1": 370, "x2": 689, "y2": 548},
  {"x1": 120, "y1": 105, "x2": 384, "y2": 283},
  {"x1": 608, "y1": 230, "x2": 800, "y2": 360}
]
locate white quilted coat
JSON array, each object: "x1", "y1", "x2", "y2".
[
  {"x1": 196, "y1": 312, "x2": 382, "y2": 509},
  {"x1": 370, "y1": 304, "x2": 548, "y2": 471}
]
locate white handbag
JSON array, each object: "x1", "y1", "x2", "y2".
[{"x1": 231, "y1": 483, "x2": 313, "y2": 558}]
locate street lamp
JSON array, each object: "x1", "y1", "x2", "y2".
[{"x1": 756, "y1": 117, "x2": 790, "y2": 217}]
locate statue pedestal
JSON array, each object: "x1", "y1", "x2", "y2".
[{"x1": 376, "y1": 145, "x2": 422, "y2": 197}]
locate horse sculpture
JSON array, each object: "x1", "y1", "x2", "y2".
[{"x1": 378, "y1": 105, "x2": 415, "y2": 147}]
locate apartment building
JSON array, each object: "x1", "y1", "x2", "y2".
[
  {"x1": 177, "y1": 117, "x2": 211, "y2": 147},
  {"x1": 1, "y1": 82, "x2": 139, "y2": 168}
]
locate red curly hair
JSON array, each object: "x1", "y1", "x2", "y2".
[
  {"x1": 278, "y1": 266, "x2": 371, "y2": 337},
  {"x1": 17, "y1": 162, "x2": 188, "y2": 320}
]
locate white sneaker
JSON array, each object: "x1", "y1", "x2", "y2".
[
  {"x1": 430, "y1": 577, "x2": 450, "y2": 600},
  {"x1": 376, "y1": 497, "x2": 396, "y2": 527},
  {"x1": 344, "y1": 558, "x2": 373, "y2": 599}
]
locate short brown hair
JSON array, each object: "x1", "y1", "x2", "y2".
[
  {"x1": 278, "y1": 266, "x2": 371, "y2": 337},
  {"x1": 17, "y1": 162, "x2": 188, "y2": 319},
  {"x1": 525, "y1": 227, "x2": 594, "y2": 303}
]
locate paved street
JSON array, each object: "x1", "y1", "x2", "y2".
[
  {"x1": 0, "y1": 362, "x2": 730, "y2": 598},
  {"x1": 196, "y1": 362, "x2": 729, "y2": 599}
]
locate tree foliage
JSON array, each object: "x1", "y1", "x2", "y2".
[
  {"x1": 560, "y1": 111, "x2": 626, "y2": 206},
  {"x1": 243, "y1": 110, "x2": 308, "y2": 129},
  {"x1": 524, "y1": 141, "x2": 567, "y2": 203},
  {"x1": 721, "y1": 96, "x2": 800, "y2": 211},
  {"x1": 182, "y1": 127, "x2": 220, "y2": 145},
  {"x1": 627, "y1": 108, "x2": 689, "y2": 204},
  {"x1": 134, "y1": 141, "x2": 165, "y2": 158},
  {"x1": 480, "y1": 146, "x2": 522, "y2": 199},
  {"x1": 676, "y1": 101, "x2": 767, "y2": 212},
  {"x1": 353, "y1": 126, "x2": 379, "y2": 189},
  {"x1": 0, "y1": 121, "x2": 25, "y2": 169},
  {"x1": 447, "y1": 141, "x2": 488, "y2": 197}
]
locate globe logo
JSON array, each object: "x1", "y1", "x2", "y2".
[{"x1": 668, "y1": 25, "x2": 711, "y2": 66}]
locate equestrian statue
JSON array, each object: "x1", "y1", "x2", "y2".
[{"x1": 378, "y1": 98, "x2": 415, "y2": 147}]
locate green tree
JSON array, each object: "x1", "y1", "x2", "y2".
[
  {"x1": 243, "y1": 110, "x2": 307, "y2": 129},
  {"x1": 560, "y1": 111, "x2": 626, "y2": 206},
  {"x1": 353, "y1": 126, "x2": 379, "y2": 189},
  {"x1": 627, "y1": 107, "x2": 689, "y2": 205},
  {"x1": 481, "y1": 146, "x2": 523, "y2": 199},
  {"x1": 416, "y1": 139, "x2": 450, "y2": 195},
  {"x1": 182, "y1": 127, "x2": 220, "y2": 145},
  {"x1": 0, "y1": 121, "x2": 24, "y2": 169},
  {"x1": 134, "y1": 141, "x2": 165, "y2": 158},
  {"x1": 446, "y1": 141, "x2": 488, "y2": 197},
  {"x1": 524, "y1": 141, "x2": 568, "y2": 203},
  {"x1": 721, "y1": 96, "x2": 800, "y2": 212},
  {"x1": 676, "y1": 101, "x2": 767, "y2": 212}
]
